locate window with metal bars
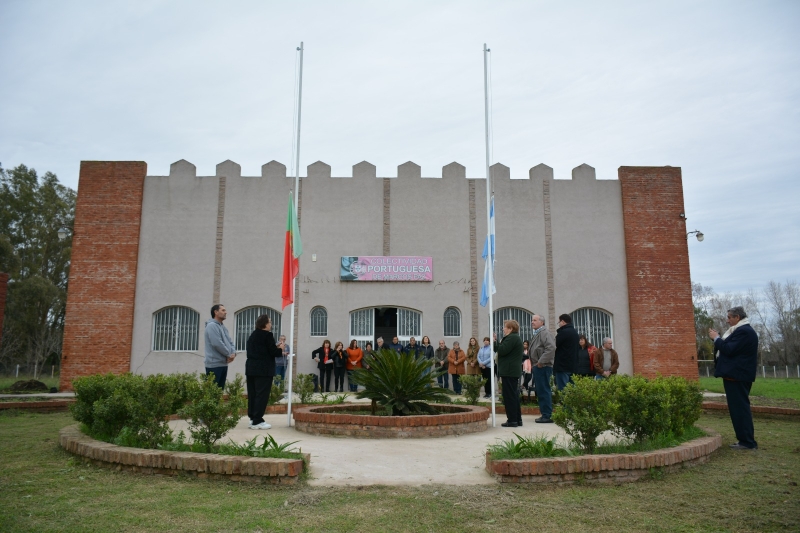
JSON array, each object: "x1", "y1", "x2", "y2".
[
  {"x1": 493, "y1": 307, "x2": 534, "y2": 343},
  {"x1": 152, "y1": 306, "x2": 200, "y2": 351},
  {"x1": 310, "y1": 306, "x2": 328, "y2": 337},
  {"x1": 443, "y1": 307, "x2": 461, "y2": 337},
  {"x1": 234, "y1": 306, "x2": 282, "y2": 351},
  {"x1": 569, "y1": 307, "x2": 613, "y2": 347}
]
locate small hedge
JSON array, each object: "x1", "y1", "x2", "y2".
[
  {"x1": 70, "y1": 372, "x2": 246, "y2": 451},
  {"x1": 552, "y1": 375, "x2": 702, "y2": 453}
]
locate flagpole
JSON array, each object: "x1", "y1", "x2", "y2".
[
  {"x1": 483, "y1": 43, "x2": 496, "y2": 428},
  {"x1": 286, "y1": 41, "x2": 304, "y2": 427}
]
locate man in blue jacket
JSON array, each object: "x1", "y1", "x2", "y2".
[
  {"x1": 204, "y1": 304, "x2": 237, "y2": 388},
  {"x1": 710, "y1": 306, "x2": 759, "y2": 450}
]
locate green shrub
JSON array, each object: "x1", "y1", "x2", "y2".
[
  {"x1": 88, "y1": 373, "x2": 144, "y2": 439},
  {"x1": 72, "y1": 372, "x2": 197, "y2": 447},
  {"x1": 459, "y1": 374, "x2": 487, "y2": 405},
  {"x1": 70, "y1": 373, "x2": 129, "y2": 431},
  {"x1": 552, "y1": 376, "x2": 616, "y2": 453},
  {"x1": 351, "y1": 349, "x2": 451, "y2": 415},
  {"x1": 293, "y1": 374, "x2": 316, "y2": 404},
  {"x1": 657, "y1": 376, "x2": 703, "y2": 436},
  {"x1": 610, "y1": 375, "x2": 672, "y2": 443},
  {"x1": 179, "y1": 373, "x2": 246, "y2": 451},
  {"x1": 270, "y1": 376, "x2": 285, "y2": 405}
]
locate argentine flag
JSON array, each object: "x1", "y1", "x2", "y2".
[{"x1": 480, "y1": 196, "x2": 496, "y2": 307}]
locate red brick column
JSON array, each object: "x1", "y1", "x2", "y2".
[
  {"x1": 59, "y1": 162, "x2": 147, "y2": 391},
  {"x1": 619, "y1": 166, "x2": 697, "y2": 380},
  {"x1": 0, "y1": 272, "x2": 8, "y2": 351}
]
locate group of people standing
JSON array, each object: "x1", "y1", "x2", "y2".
[
  {"x1": 496, "y1": 313, "x2": 621, "y2": 427},
  {"x1": 312, "y1": 339, "x2": 366, "y2": 393}
]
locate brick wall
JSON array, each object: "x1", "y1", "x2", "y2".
[
  {"x1": 59, "y1": 162, "x2": 147, "y2": 391},
  {"x1": 619, "y1": 166, "x2": 697, "y2": 380},
  {"x1": 0, "y1": 272, "x2": 8, "y2": 351}
]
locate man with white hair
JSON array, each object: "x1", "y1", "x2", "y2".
[
  {"x1": 710, "y1": 306, "x2": 759, "y2": 450},
  {"x1": 593, "y1": 337, "x2": 619, "y2": 379},
  {"x1": 529, "y1": 314, "x2": 556, "y2": 424}
]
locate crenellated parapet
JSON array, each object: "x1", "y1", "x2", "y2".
[{"x1": 159, "y1": 159, "x2": 610, "y2": 181}]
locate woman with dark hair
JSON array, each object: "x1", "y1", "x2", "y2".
[
  {"x1": 576, "y1": 335, "x2": 596, "y2": 377},
  {"x1": 332, "y1": 341, "x2": 347, "y2": 393},
  {"x1": 363, "y1": 341, "x2": 375, "y2": 371},
  {"x1": 245, "y1": 314, "x2": 284, "y2": 430},
  {"x1": 312, "y1": 340, "x2": 333, "y2": 392},
  {"x1": 420, "y1": 336, "x2": 435, "y2": 385},
  {"x1": 521, "y1": 340, "x2": 533, "y2": 391},
  {"x1": 345, "y1": 339, "x2": 363, "y2": 392},
  {"x1": 465, "y1": 337, "x2": 481, "y2": 376}
]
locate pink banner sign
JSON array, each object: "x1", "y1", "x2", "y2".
[{"x1": 340, "y1": 256, "x2": 433, "y2": 281}]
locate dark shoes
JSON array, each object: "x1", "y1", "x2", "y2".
[
  {"x1": 517, "y1": 420, "x2": 523, "y2": 427},
  {"x1": 501, "y1": 421, "x2": 518, "y2": 428},
  {"x1": 729, "y1": 442, "x2": 757, "y2": 450},
  {"x1": 535, "y1": 417, "x2": 554, "y2": 424}
]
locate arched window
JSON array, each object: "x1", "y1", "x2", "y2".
[
  {"x1": 234, "y1": 306, "x2": 282, "y2": 351},
  {"x1": 443, "y1": 307, "x2": 461, "y2": 337},
  {"x1": 570, "y1": 307, "x2": 613, "y2": 346},
  {"x1": 493, "y1": 307, "x2": 533, "y2": 343},
  {"x1": 310, "y1": 306, "x2": 328, "y2": 337},
  {"x1": 152, "y1": 306, "x2": 200, "y2": 351}
]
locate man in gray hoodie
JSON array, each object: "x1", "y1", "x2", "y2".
[{"x1": 204, "y1": 304, "x2": 237, "y2": 388}]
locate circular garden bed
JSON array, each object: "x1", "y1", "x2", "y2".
[{"x1": 292, "y1": 403, "x2": 490, "y2": 438}]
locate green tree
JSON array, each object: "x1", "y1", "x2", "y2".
[{"x1": 0, "y1": 163, "x2": 75, "y2": 376}]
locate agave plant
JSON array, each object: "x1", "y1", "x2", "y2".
[{"x1": 350, "y1": 348, "x2": 451, "y2": 416}]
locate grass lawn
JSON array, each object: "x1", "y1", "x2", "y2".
[
  {"x1": 0, "y1": 374, "x2": 61, "y2": 392},
  {"x1": 1, "y1": 411, "x2": 798, "y2": 532},
  {"x1": 699, "y1": 377, "x2": 800, "y2": 409}
]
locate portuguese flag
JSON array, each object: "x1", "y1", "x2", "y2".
[{"x1": 281, "y1": 193, "x2": 303, "y2": 309}]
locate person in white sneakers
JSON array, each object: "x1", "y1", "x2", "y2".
[{"x1": 245, "y1": 314, "x2": 284, "y2": 430}]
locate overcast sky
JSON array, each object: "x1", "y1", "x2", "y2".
[{"x1": 1, "y1": 0, "x2": 798, "y2": 295}]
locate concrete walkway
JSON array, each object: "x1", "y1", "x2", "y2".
[{"x1": 168, "y1": 404, "x2": 576, "y2": 487}]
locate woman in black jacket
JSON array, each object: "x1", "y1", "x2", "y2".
[
  {"x1": 245, "y1": 314, "x2": 284, "y2": 430},
  {"x1": 331, "y1": 341, "x2": 347, "y2": 393}
]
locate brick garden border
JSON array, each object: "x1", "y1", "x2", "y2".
[
  {"x1": 292, "y1": 403, "x2": 490, "y2": 438},
  {"x1": 0, "y1": 399, "x2": 75, "y2": 413},
  {"x1": 486, "y1": 430, "x2": 722, "y2": 484},
  {"x1": 59, "y1": 425, "x2": 308, "y2": 484}
]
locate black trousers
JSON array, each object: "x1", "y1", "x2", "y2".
[
  {"x1": 481, "y1": 366, "x2": 492, "y2": 395},
  {"x1": 333, "y1": 366, "x2": 346, "y2": 392},
  {"x1": 723, "y1": 379, "x2": 757, "y2": 448},
  {"x1": 246, "y1": 374, "x2": 272, "y2": 425},
  {"x1": 501, "y1": 376, "x2": 522, "y2": 424},
  {"x1": 319, "y1": 366, "x2": 332, "y2": 392}
]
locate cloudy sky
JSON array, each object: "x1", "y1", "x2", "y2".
[{"x1": 1, "y1": 0, "x2": 797, "y2": 294}]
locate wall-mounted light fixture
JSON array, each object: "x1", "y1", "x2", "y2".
[
  {"x1": 687, "y1": 230, "x2": 704, "y2": 242},
  {"x1": 58, "y1": 228, "x2": 70, "y2": 241}
]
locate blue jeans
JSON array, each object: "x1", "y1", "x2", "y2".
[
  {"x1": 555, "y1": 371, "x2": 572, "y2": 391},
  {"x1": 275, "y1": 365, "x2": 286, "y2": 384},
  {"x1": 533, "y1": 366, "x2": 553, "y2": 418},
  {"x1": 451, "y1": 374, "x2": 462, "y2": 394},
  {"x1": 437, "y1": 368, "x2": 449, "y2": 389},
  {"x1": 205, "y1": 366, "x2": 228, "y2": 389},
  {"x1": 594, "y1": 374, "x2": 605, "y2": 381},
  {"x1": 347, "y1": 370, "x2": 358, "y2": 392}
]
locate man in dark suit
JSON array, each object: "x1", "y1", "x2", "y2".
[
  {"x1": 710, "y1": 306, "x2": 759, "y2": 450},
  {"x1": 554, "y1": 313, "x2": 579, "y2": 391}
]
